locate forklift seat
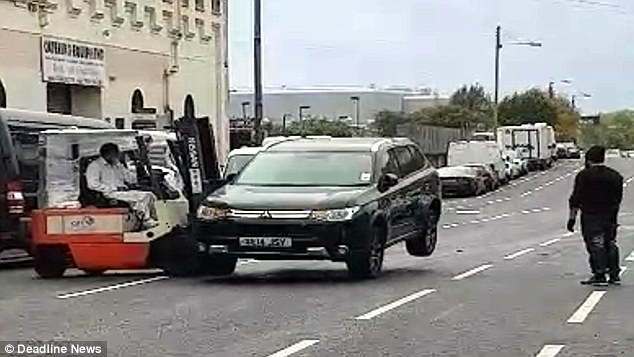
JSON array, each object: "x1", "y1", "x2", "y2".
[{"x1": 78, "y1": 156, "x2": 130, "y2": 209}]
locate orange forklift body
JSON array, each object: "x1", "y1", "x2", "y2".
[{"x1": 31, "y1": 208, "x2": 150, "y2": 271}]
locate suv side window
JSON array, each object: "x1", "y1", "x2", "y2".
[
  {"x1": 407, "y1": 145, "x2": 428, "y2": 171},
  {"x1": 393, "y1": 146, "x2": 415, "y2": 177},
  {"x1": 379, "y1": 149, "x2": 400, "y2": 176}
]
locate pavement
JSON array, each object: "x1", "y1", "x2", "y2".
[{"x1": 2, "y1": 158, "x2": 634, "y2": 356}]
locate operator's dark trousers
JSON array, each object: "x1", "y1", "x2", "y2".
[{"x1": 581, "y1": 212, "x2": 620, "y2": 277}]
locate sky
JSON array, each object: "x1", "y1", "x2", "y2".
[{"x1": 229, "y1": 0, "x2": 634, "y2": 114}]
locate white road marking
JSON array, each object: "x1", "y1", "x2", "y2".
[
  {"x1": 504, "y1": 197, "x2": 511, "y2": 201},
  {"x1": 501, "y1": 213, "x2": 510, "y2": 218},
  {"x1": 487, "y1": 201, "x2": 494, "y2": 204},
  {"x1": 621, "y1": 266, "x2": 628, "y2": 275},
  {"x1": 567, "y1": 291, "x2": 607, "y2": 324},
  {"x1": 443, "y1": 224, "x2": 452, "y2": 229},
  {"x1": 535, "y1": 344, "x2": 565, "y2": 357},
  {"x1": 562, "y1": 232, "x2": 575, "y2": 238},
  {"x1": 540, "y1": 238, "x2": 560, "y2": 247},
  {"x1": 522, "y1": 210, "x2": 531, "y2": 214},
  {"x1": 456, "y1": 210, "x2": 481, "y2": 215},
  {"x1": 504, "y1": 248, "x2": 535, "y2": 260},
  {"x1": 57, "y1": 276, "x2": 169, "y2": 299},
  {"x1": 470, "y1": 220, "x2": 480, "y2": 224},
  {"x1": 532, "y1": 208, "x2": 542, "y2": 213},
  {"x1": 451, "y1": 264, "x2": 493, "y2": 281},
  {"x1": 495, "y1": 199, "x2": 503, "y2": 203},
  {"x1": 267, "y1": 340, "x2": 319, "y2": 357},
  {"x1": 625, "y1": 250, "x2": 634, "y2": 262},
  {"x1": 481, "y1": 218, "x2": 490, "y2": 222},
  {"x1": 239, "y1": 259, "x2": 258, "y2": 266},
  {"x1": 355, "y1": 289, "x2": 436, "y2": 320},
  {"x1": 542, "y1": 207, "x2": 551, "y2": 211}
]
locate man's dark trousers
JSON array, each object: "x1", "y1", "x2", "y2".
[{"x1": 581, "y1": 212, "x2": 620, "y2": 277}]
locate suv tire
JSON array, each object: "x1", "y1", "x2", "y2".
[
  {"x1": 406, "y1": 210, "x2": 438, "y2": 257},
  {"x1": 347, "y1": 225, "x2": 385, "y2": 279},
  {"x1": 34, "y1": 246, "x2": 67, "y2": 279},
  {"x1": 198, "y1": 254, "x2": 238, "y2": 276}
]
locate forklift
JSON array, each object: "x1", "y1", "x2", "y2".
[{"x1": 30, "y1": 115, "x2": 222, "y2": 278}]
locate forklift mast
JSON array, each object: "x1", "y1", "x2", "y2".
[{"x1": 172, "y1": 116, "x2": 221, "y2": 213}]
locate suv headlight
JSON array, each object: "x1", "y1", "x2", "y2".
[
  {"x1": 197, "y1": 206, "x2": 229, "y2": 220},
  {"x1": 310, "y1": 207, "x2": 360, "y2": 222}
]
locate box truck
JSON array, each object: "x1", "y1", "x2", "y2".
[{"x1": 496, "y1": 123, "x2": 556, "y2": 171}]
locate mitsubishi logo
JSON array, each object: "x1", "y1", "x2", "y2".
[{"x1": 259, "y1": 211, "x2": 272, "y2": 219}]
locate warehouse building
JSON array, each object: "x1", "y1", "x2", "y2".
[{"x1": 229, "y1": 85, "x2": 450, "y2": 126}]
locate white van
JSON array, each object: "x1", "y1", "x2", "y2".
[
  {"x1": 447, "y1": 141, "x2": 508, "y2": 184},
  {"x1": 497, "y1": 123, "x2": 556, "y2": 171}
]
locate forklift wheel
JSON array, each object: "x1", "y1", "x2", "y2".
[
  {"x1": 161, "y1": 232, "x2": 200, "y2": 277},
  {"x1": 34, "y1": 246, "x2": 67, "y2": 279}
]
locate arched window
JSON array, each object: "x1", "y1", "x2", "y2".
[
  {"x1": 0, "y1": 78, "x2": 6, "y2": 108},
  {"x1": 131, "y1": 89, "x2": 144, "y2": 113},
  {"x1": 184, "y1": 95, "x2": 195, "y2": 118}
]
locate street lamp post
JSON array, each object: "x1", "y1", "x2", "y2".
[
  {"x1": 493, "y1": 25, "x2": 542, "y2": 129},
  {"x1": 253, "y1": 0, "x2": 263, "y2": 145},
  {"x1": 241, "y1": 101, "x2": 251, "y2": 121},
  {"x1": 299, "y1": 105, "x2": 310, "y2": 132},
  {"x1": 350, "y1": 96, "x2": 360, "y2": 128},
  {"x1": 282, "y1": 113, "x2": 289, "y2": 135}
]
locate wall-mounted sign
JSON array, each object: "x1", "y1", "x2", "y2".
[{"x1": 41, "y1": 37, "x2": 106, "y2": 87}]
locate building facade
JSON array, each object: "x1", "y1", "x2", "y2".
[
  {"x1": 229, "y1": 86, "x2": 450, "y2": 126},
  {"x1": 0, "y1": 0, "x2": 229, "y2": 161}
]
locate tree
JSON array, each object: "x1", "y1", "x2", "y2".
[
  {"x1": 374, "y1": 111, "x2": 409, "y2": 137},
  {"x1": 498, "y1": 88, "x2": 559, "y2": 126},
  {"x1": 450, "y1": 83, "x2": 493, "y2": 113}
]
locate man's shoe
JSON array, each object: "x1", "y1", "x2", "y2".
[
  {"x1": 609, "y1": 275, "x2": 622, "y2": 285},
  {"x1": 581, "y1": 275, "x2": 608, "y2": 286}
]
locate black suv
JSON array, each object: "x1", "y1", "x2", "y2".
[{"x1": 194, "y1": 137, "x2": 441, "y2": 278}]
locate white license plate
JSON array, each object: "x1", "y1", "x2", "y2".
[{"x1": 239, "y1": 237, "x2": 292, "y2": 248}]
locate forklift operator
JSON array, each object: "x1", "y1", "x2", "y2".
[{"x1": 86, "y1": 143, "x2": 158, "y2": 229}]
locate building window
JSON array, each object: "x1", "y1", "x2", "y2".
[
  {"x1": 131, "y1": 89, "x2": 145, "y2": 113},
  {"x1": 195, "y1": 0, "x2": 204, "y2": 11},
  {"x1": 0, "y1": 78, "x2": 5, "y2": 108},
  {"x1": 212, "y1": 0, "x2": 221, "y2": 14},
  {"x1": 46, "y1": 83, "x2": 72, "y2": 115},
  {"x1": 184, "y1": 95, "x2": 195, "y2": 118}
]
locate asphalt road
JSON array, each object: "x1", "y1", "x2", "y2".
[{"x1": 2, "y1": 158, "x2": 634, "y2": 357}]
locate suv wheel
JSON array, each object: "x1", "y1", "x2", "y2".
[
  {"x1": 34, "y1": 246, "x2": 67, "y2": 279},
  {"x1": 347, "y1": 225, "x2": 385, "y2": 279},
  {"x1": 406, "y1": 211, "x2": 438, "y2": 257},
  {"x1": 198, "y1": 254, "x2": 238, "y2": 276}
]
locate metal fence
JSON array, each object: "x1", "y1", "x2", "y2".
[{"x1": 396, "y1": 123, "x2": 469, "y2": 167}]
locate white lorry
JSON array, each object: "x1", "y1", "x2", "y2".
[
  {"x1": 496, "y1": 123, "x2": 556, "y2": 171},
  {"x1": 447, "y1": 140, "x2": 508, "y2": 184}
]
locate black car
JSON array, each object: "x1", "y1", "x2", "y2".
[
  {"x1": 438, "y1": 166, "x2": 487, "y2": 197},
  {"x1": 194, "y1": 137, "x2": 442, "y2": 279}
]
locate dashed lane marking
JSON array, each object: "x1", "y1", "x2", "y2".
[
  {"x1": 266, "y1": 340, "x2": 319, "y2": 357},
  {"x1": 539, "y1": 238, "x2": 560, "y2": 247},
  {"x1": 355, "y1": 289, "x2": 436, "y2": 320},
  {"x1": 451, "y1": 264, "x2": 493, "y2": 281},
  {"x1": 57, "y1": 276, "x2": 169, "y2": 299},
  {"x1": 625, "y1": 250, "x2": 634, "y2": 262},
  {"x1": 567, "y1": 291, "x2": 607, "y2": 324},
  {"x1": 456, "y1": 210, "x2": 481, "y2": 215},
  {"x1": 535, "y1": 345, "x2": 565, "y2": 357},
  {"x1": 504, "y1": 248, "x2": 535, "y2": 260},
  {"x1": 562, "y1": 232, "x2": 575, "y2": 238}
]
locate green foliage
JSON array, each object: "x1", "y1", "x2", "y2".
[
  {"x1": 373, "y1": 83, "x2": 494, "y2": 136},
  {"x1": 268, "y1": 119, "x2": 362, "y2": 137},
  {"x1": 581, "y1": 110, "x2": 634, "y2": 150},
  {"x1": 498, "y1": 88, "x2": 559, "y2": 126}
]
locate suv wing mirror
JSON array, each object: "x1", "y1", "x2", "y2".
[{"x1": 378, "y1": 173, "x2": 399, "y2": 193}]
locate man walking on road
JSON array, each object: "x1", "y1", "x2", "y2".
[{"x1": 568, "y1": 146, "x2": 623, "y2": 286}]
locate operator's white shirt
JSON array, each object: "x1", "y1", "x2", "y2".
[{"x1": 86, "y1": 157, "x2": 136, "y2": 195}]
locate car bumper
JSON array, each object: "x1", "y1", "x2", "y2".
[
  {"x1": 441, "y1": 181, "x2": 475, "y2": 197},
  {"x1": 193, "y1": 216, "x2": 371, "y2": 261}
]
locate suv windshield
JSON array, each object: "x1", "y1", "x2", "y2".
[
  {"x1": 224, "y1": 154, "x2": 255, "y2": 178},
  {"x1": 235, "y1": 151, "x2": 373, "y2": 187}
]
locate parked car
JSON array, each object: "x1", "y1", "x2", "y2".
[
  {"x1": 606, "y1": 149, "x2": 621, "y2": 158},
  {"x1": 194, "y1": 137, "x2": 442, "y2": 279},
  {"x1": 513, "y1": 158, "x2": 529, "y2": 176},
  {"x1": 222, "y1": 146, "x2": 262, "y2": 179},
  {"x1": 465, "y1": 164, "x2": 499, "y2": 191},
  {"x1": 438, "y1": 166, "x2": 487, "y2": 197},
  {"x1": 447, "y1": 141, "x2": 508, "y2": 185}
]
